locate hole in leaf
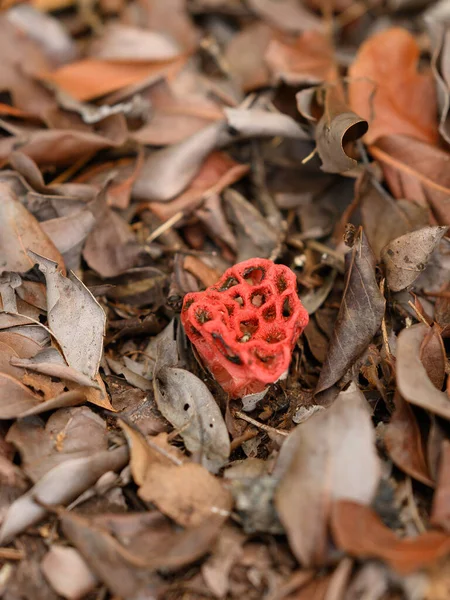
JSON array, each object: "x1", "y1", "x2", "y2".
[
  {"x1": 262, "y1": 305, "x2": 276, "y2": 322},
  {"x1": 219, "y1": 276, "x2": 239, "y2": 291},
  {"x1": 184, "y1": 403, "x2": 190, "y2": 411},
  {"x1": 226, "y1": 304, "x2": 235, "y2": 316},
  {"x1": 209, "y1": 423, "x2": 213, "y2": 428},
  {"x1": 254, "y1": 350, "x2": 275, "y2": 364},
  {"x1": 243, "y1": 266, "x2": 265, "y2": 285}
]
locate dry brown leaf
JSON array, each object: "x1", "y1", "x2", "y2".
[
  {"x1": 0, "y1": 445, "x2": 128, "y2": 544},
  {"x1": 139, "y1": 462, "x2": 232, "y2": 527},
  {"x1": 224, "y1": 108, "x2": 309, "y2": 140},
  {"x1": 41, "y1": 545, "x2": 98, "y2": 600},
  {"x1": 384, "y1": 392, "x2": 434, "y2": 487},
  {"x1": 349, "y1": 27, "x2": 438, "y2": 145},
  {"x1": 225, "y1": 23, "x2": 271, "y2": 92},
  {"x1": 29, "y1": 252, "x2": 106, "y2": 380},
  {"x1": 153, "y1": 366, "x2": 230, "y2": 473},
  {"x1": 275, "y1": 386, "x2": 380, "y2": 566},
  {"x1": 381, "y1": 226, "x2": 448, "y2": 292},
  {"x1": 247, "y1": 0, "x2": 322, "y2": 33},
  {"x1": 0, "y1": 372, "x2": 41, "y2": 418},
  {"x1": 265, "y1": 30, "x2": 335, "y2": 86},
  {"x1": 420, "y1": 324, "x2": 446, "y2": 390},
  {"x1": 0, "y1": 182, "x2": 65, "y2": 309},
  {"x1": 370, "y1": 135, "x2": 450, "y2": 227},
  {"x1": 316, "y1": 229, "x2": 385, "y2": 394},
  {"x1": 6, "y1": 406, "x2": 107, "y2": 482},
  {"x1": 147, "y1": 151, "x2": 249, "y2": 221},
  {"x1": 431, "y1": 441, "x2": 450, "y2": 532},
  {"x1": 331, "y1": 500, "x2": 450, "y2": 574},
  {"x1": 313, "y1": 85, "x2": 368, "y2": 173},
  {"x1": 396, "y1": 323, "x2": 450, "y2": 420},
  {"x1": 89, "y1": 24, "x2": 181, "y2": 62},
  {"x1": 38, "y1": 57, "x2": 185, "y2": 102},
  {"x1": 133, "y1": 121, "x2": 227, "y2": 203}
]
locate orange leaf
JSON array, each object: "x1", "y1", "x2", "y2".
[
  {"x1": 349, "y1": 28, "x2": 438, "y2": 145},
  {"x1": 331, "y1": 500, "x2": 450, "y2": 574},
  {"x1": 38, "y1": 58, "x2": 185, "y2": 102}
]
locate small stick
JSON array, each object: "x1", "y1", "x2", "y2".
[
  {"x1": 145, "y1": 211, "x2": 184, "y2": 244},
  {"x1": 234, "y1": 411, "x2": 289, "y2": 437}
]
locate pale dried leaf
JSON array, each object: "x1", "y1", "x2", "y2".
[{"x1": 41, "y1": 546, "x2": 98, "y2": 600}]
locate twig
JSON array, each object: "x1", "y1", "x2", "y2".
[
  {"x1": 145, "y1": 211, "x2": 184, "y2": 244},
  {"x1": 407, "y1": 300, "x2": 430, "y2": 328},
  {"x1": 379, "y1": 279, "x2": 391, "y2": 359},
  {"x1": 234, "y1": 411, "x2": 289, "y2": 437}
]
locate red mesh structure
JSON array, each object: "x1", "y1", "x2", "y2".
[{"x1": 181, "y1": 258, "x2": 309, "y2": 398}]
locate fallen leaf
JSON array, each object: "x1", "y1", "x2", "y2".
[
  {"x1": 133, "y1": 121, "x2": 227, "y2": 203},
  {"x1": 225, "y1": 22, "x2": 271, "y2": 92},
  {"x1": 225, "y1": 107, "x2": 309, "y2": 140},
  {"x1": 247, "y1": 0, "x2": 322, "y2": 33},
  {"x1": 331, "y1": 500, "x2": 450, "y2": 574},
  {"x1": 139, "y1": 462, "x2": 232, "y2": 527},
  {"x1": 313, "y1": 85, "x2": 368, "y2": 173},
  {"x1": 0, "y1": 445, "x2": 128, "y2": 544},
  {"x1": 0, "y1": 372, "x2": 41, "y2": 418},
  {"x1": 153, "y1": 367, "x2": 230, "y2": 473},
  {"x1": 316, "y1": 229, "x2": 385, "y2": 394},
  {"x1": 348, "y1": 27, "x2": 438, "y2": 144},
  {"x1": 89, "y1": 24, "x2": 181, "y2": 62},
  {"x1": 275, "y1": 386, "x2": 380, "y2": 566},
  {"x1": 11, "y1": 348, "x2": 100, "y2": 389},
  {"x1": 6, "y1": 406, "x2": 107, "y2": 482},
  {"x1": 396, "y1": 323, "x2": 450, "y2": 420},
  {"x1": 0, "y1": 182, "x2": 65, "y2": 309},
  {"x1": 38, "y1": 57, "x2": 184, "y2": 102},
  {"x1": 265, "y1": 30, "x2": 335, "y2": 85},
  {"x1": 360, "y1": 176, "x2": 430, "y2": 259},
  {"x1": 148, "y1": 151, "x2": 249, "y2": 222},
  {"x1": 201, "y1": 525, "x2": 245, "y2": 598},
  {"x1": 384, "y1": 392, "x2": 434, "y2": 487},
  {"x1": 381, "y1": 226, "x2": 448, "y2": 292},
  {"x1": 41, "y1": 545, "x2": 98, "y2": 600},
  {"x1": 427, "y1": 17, "x2": 450, "y2": 144},
  {"x1": 370, "y1": 135, "x2": 450, "y2": 227},
  {"x1": 28, "y1": 252, "x2": 106, "y2": 380},
  {"x1": 431, "y1": 441, "x2": 450, "y2": 532},
  {"x1": 420, "y1": 324, "x2": 446, "y2": 390}
]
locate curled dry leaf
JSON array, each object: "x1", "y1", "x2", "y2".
[
  {"x1": 313, "y1": 86, "x2": 368, "y2": 173},
  {"x1": 275, "y1": 386, "x2": 380, "y2": 566},
  {"x1": 316, "y1": 229, "x2": 385, "y2": 394},
  {"x1": 396, "y1": 323, "x2": 450, "y2": 421},
  {"x1": 384, "y1": 392, "x2": 434, "y2": 487},
  {"x1": 370, "y1": 135, "x2": 450, "y2": 227},
  {"x1": 41, "y1": 545, "x2": 98, "y2": 600},
  {"x1": 381, "y1": 226, "x2": 448, "y2": 292},
  {"x1": 0, "y1": 445, "x2": 128, "y2": 544},
  {"x1": 348, "y1": 27, "x2": 438, "y2": 145},
  {"x1": 28, "y1": 251, "x2": 106, "y2": 380},
  {"x1": 153, "y1": 367, "x2": 230, "y2": 473},
  {"x1": 331, "y1": 500, "x2": 450, "y2": 575}
]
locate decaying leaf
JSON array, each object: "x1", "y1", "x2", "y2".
[
  {"x1": 384, "y1": 392, "x2": 434, "y2": 487},
  {"x1": 316, "y1": 229, "x2": 385, "y2": 394},
  {"x1": 41, "y1": 545, "x2": 98, "y2": 600},
  {"x1": 28, "y1": 251, "x2": 106, "y2": 380},
  {"x1": 331, "y1": 500, "x2": 450, "y2": 574},
  {"x1": 153, "y1": 367, "x2": 230, "y2": 473},
  {"x1": 381, "y1": 226, "x2": 448, "y2": 292},
  {"x1": 396, "y1": 323, "x2": 450, "y2": 420},
  {"x1": 431, "y1": 441, "x2": 450, "y2": 532},
  {"x1": 6, "y1": 406, "x2": 108, "y2": 482},
  {"x1": 0, "y1": 445, "x2": 128, "y2": 544},
  {"x1": 349, "y1": 27, "x2": 438, "y2": 145},
  {"x1": 275, "y1": 386, "x2": 380, "y2": 566}
]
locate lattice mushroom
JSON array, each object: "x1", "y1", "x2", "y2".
[{"x1": 181, "y1": 258, "x2": 309, "y2": 398}]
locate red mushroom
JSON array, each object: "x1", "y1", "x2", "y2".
[{"x1": 181, "y1": 258, "x2": 309, "y2": 398}]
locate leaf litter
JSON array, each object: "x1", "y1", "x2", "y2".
[{"x1": 0, "y1": 2, "x2": 450, "y2": 599}]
